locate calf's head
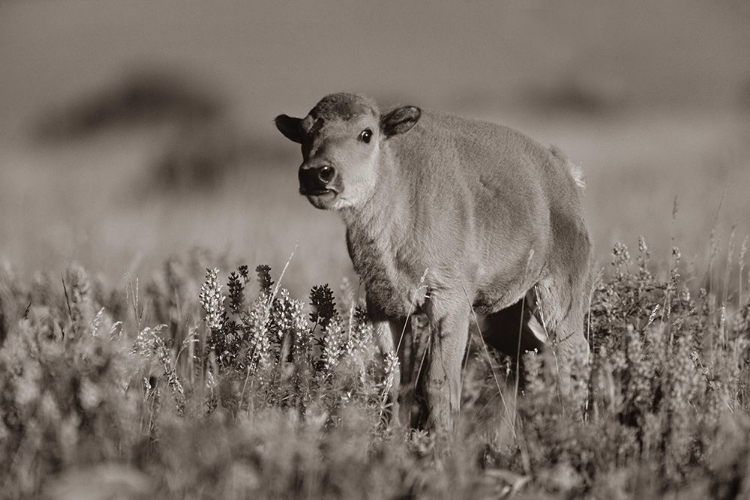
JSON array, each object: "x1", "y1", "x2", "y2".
[{"x1": 275, "y1": 93, "x2": 421, "y2": 210}]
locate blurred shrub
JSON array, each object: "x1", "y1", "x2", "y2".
[
  {"x1": 149, "y1": 118, "x2": 294, "y2": 193},
  {"x1": 739, "y1": 76, "x2": 750, "y2": 114},
  {"x1": 34, "y1": 68, "x2": 223, "y2": 141},
  {"x1": 31, "y1": 65, "x2": 296, "y2": 193},
  {"x1": 522, "y1": 73, "x2": 627, "y2": 115},
  {"x1": 0, "y1": 265, "x2": 142, "y2": 498}
]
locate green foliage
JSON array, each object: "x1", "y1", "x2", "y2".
[{"x1": 1, "y1": 242, "x2": 749, "y2": 499}]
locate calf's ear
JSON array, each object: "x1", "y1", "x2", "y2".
[
  {"x1": 275, "y1": 114, "x2": 304, "y2": 143},
  {"x1": 381, "y1": 106, "x2": 421, "y2": 138}
]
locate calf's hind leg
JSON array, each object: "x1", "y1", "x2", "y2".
[
  {"x1": 535, "y1": 267, "x2": 590, "y2": 377},
  {"x1": 536, "y1": 213, "x2": 592, "y2": 376}
]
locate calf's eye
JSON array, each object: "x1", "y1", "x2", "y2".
[{"x1": 359, "y1": 128, "x2": 372, "y2": 144}]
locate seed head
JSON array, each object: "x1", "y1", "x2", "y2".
[{"x1": 199, "y1": 268, "x2": 226, "y2": 331}]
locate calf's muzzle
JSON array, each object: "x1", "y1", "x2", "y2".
[{"x1": 299, "y1": 165, "x2": 336, "y2": 194}]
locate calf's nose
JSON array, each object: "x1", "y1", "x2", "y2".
[{"x1": 299, "y1": 165, "x2": 336, "y2": 193}]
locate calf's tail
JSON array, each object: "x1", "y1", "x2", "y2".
[{"x1": 549, "y1": 145, "x2": 586, "y2": 190}]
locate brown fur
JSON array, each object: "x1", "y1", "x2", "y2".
[{"x1": 276, "y1": 93, "x2": 591, "y2": 433}]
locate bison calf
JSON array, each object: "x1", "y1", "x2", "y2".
[{"x1": 275, "y1": 93, "x2": 591, "y2": 432}]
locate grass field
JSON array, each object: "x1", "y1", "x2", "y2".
[
  {"x1": 2, "y1": 62, "x2": 750, "y2": 500},
  {"x1": 1, "y1": 241, "x2": 749, "y2": 499}
]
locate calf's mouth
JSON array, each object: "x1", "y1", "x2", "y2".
[{"x1": 300, "y1": 187, "x2": 338, "y2": 209}]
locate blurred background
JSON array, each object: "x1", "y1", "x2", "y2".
[{"x1": 1, "y1": 0, "x2": 749, "y2": 295}]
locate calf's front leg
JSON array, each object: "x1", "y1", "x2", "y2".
[
  {"x1": 424, "y1": 296, "x2": 470, "y2": 433},
  {"x1": 374, "y1": 318, "x2": 409, "y2": 428}
]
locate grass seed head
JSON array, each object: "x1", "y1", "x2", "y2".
[{"x1": 199, "y1": 268, "x2": 226, "y2": 332}]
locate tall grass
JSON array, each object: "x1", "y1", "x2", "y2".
[{"x1": 1, "y1": 239, "x2": 749, "y2": 499}]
